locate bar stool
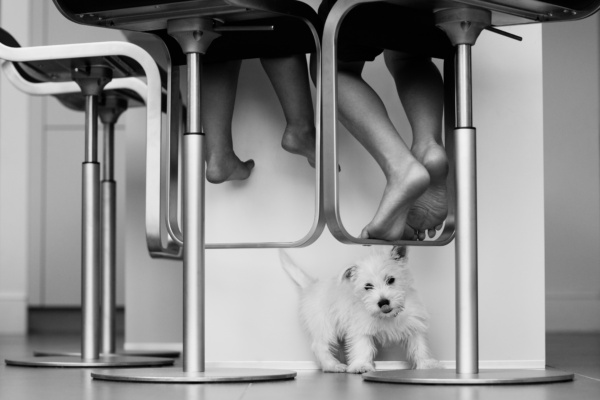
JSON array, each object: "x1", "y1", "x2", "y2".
[
  {"x1": 3, "y1": 50, "x2": 181, "y2": 359},
  {"x1": 52, "y1": 0, "x2": 322, "y2": 383},
  {"x1": 320, "y1": 0, "x2": 600, "y2": 385},
  {"x1": 0, "y1": 29, "x2": 175, "y2": 368}
]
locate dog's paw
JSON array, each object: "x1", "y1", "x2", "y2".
[
  {"x1": 346, "y1": 362, "x2": 375, "y2": 374},
  {"x1": 322, "y1": 363, "x2": 347, "y2": 373},
  {"x1": 415, "y1": 359, "x2": 443, "y2": 370}
]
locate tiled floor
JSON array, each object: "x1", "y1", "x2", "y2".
[{"x1": 0, "y1": 333, "x2": 598, "y2": 400}]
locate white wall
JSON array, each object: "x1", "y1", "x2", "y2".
[
  {"x1": 0, "y1": 0, "x2": 32, "y2": 334},
  {"x1": 124, "y1": 23, "x2": 547, "y2": 368},
  {"x1": 25, "y1": 3, "x2": 128, "y2": 307},
  {"x1": 543, "y1": 15, "x2": 600, "y2": 332}
]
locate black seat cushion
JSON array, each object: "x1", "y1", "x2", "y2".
[{"x1": 318, "y1": 1, "x2": 454, "y2": 62}]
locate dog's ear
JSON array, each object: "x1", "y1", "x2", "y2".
[
  {"x1": 391, "y1": 246, "x2": 407, "y2": 261},
  {"x1": 341, "y1": 265, "x2": 357, "y2": 282}
]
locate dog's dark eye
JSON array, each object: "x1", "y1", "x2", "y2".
[
  {"x1": 387, "y1": 277, "x2": 395, "y2": 285},
  {"x1": 365, "y1": 283, "x2": 374, "y2": 291}
]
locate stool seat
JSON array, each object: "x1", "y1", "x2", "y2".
[
  {"x1": 0, "y1": 26, "x2": 170, "y2": 116},
  {"x1": 54, "y1": 0, "x2": 322, "y2": 64},
  {"x1": 53, "y1": 0, "x2": 320, "y2": 29},
  {"x1": 321, "y1": 1, "x2": 454, "y2": 61},
  {"x1": 1, "y1": 26, "x2": 145, "y2": 81},
  {"x1": 54, "y1": 89, "x2": 144, "y2": 112},
  {"x1": 330, "y1": 0, "x2": 599, "y2": 26}
]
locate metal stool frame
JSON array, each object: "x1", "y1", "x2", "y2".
[
  {"x1": 319, "y1": 0, "x2": 600, "y2": 385},
  {"x1": 1, "y1": 40, "x2": 174, "y2": 368},
  {"x1": 52, "y1": 0, "x2": 323, "y2": 383}
]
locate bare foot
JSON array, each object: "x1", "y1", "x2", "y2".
[
  {"x1": 206, "y1": 152, "x2": 255, "y2": 184},
  {"x1": 408, "y1": 142, "x2": 449, "y2": 239},
  {"x1": 360, "y1": 160, "x2": 430, "y2": 241},
  {"x1": 281, "y1": 123, "x2": 316, "y2": 168}
]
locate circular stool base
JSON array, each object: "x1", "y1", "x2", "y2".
[
  {"x1": 363, "y1": 369, "x2": 574, "y2": 385},
  {"x1": 5, "y1": 355, "x2": 174, "y2": 368},
  {"x1": 92, "y1": 367, "x2": 297, "y2": 383},
  {"x1": 34, "y1": 350, "x2": 180, "y2": 358}
]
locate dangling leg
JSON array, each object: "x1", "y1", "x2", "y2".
[
  {"x1": 384, "y1": 51, "x2": 448, "y2": 239},
  {"x1": 260, "y1": 55, "x2": 316, "y2": 167},
  {"x1": 202, "y1": 59, "x2": 255, "y2": 183},
  {"x1": 336, "y1": 60, "x2": 429, "y2": 240}
]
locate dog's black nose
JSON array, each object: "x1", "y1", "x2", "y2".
[{"x1": 378, "y1": 299, "x2": 390, "y2": 309}]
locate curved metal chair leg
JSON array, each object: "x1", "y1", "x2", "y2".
[
  {"x1": 321, "y1": 0, "x2": 456, "y2": 247},
  {"x1": 362, "y1": 4, "x2": 573, "y2": 385},
  {"x1": 1, "y1": 40, "x2": 174, "y2": 368}
]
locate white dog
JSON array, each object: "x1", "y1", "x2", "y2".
[{"x1": 280, "y1": 246, "x2": 440, "y2": 373}]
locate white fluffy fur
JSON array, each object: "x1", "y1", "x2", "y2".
[{"x1": 280, "y1": 246, "x2": 440, "y2": 373}]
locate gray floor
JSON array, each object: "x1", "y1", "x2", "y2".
[{"x1": 0, "y1": 333, "x2": 599, "y2": 400}]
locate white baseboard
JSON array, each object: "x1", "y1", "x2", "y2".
[
  {"x1": 206, "y1": 360, "x2": 546, "y2": 370},
  {"x1": 124, "y1": 341, "x2": 545, "y2": 370},
  {"x1": 124, "y1": 342, "x2": 183, "y2": 352},
  {"x1": 181, "y1": 360, "x2": 546, "y2": 370},
  {"x1": 0, "y1": 292, "x2": 27, "y2": 334}
]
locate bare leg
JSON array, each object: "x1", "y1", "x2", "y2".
[
  {"x1": 202, "y1": 60, "x2": 255, "y2": 183},
  {"x1": 261, "y1": 55, "x2": 316, "y2": 167},
  {"x1": 337, "y1": 61, "x2": 429, "y2": 241},
  {"x1": 384, "y1": 51, "x2": 448, "y2": 239}
]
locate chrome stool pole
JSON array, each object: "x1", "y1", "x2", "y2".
[
  {"x1": 363, "y1": 7, "x2": 573, "y2": 385},
  {"x1": 91, "y1": 17, "x2": 297, "y2": 382},
  {"x1": 99, "y1": 95, "x2": 124, "y2": 356},
  {"x1": 78, "y1": 66, "x2": 108, "y2": 361},
  {"x1": 182, "y1": 49, "x2": 206, "y2": 373},
  {"x1": 6, "y1": 66, "x2": 174, "y2": 368},
  {"x1": 454, "y1": 41, "x2": 479, "y2": 375}
]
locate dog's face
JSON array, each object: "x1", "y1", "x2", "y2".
[{"x1": 341, "y1": 246, "x2": 413, "y2": 318}]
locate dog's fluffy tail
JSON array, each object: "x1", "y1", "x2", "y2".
[{"x1": 279, "y1": 250, "x2": 316, "y2": 289}]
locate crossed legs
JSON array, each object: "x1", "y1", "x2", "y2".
[
  {"x1": 384, "y1": 51, "x2": 449, "y2": 239},
  {"x1": 337, "y1": 51, "x2": 448, "y2": 240}
]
